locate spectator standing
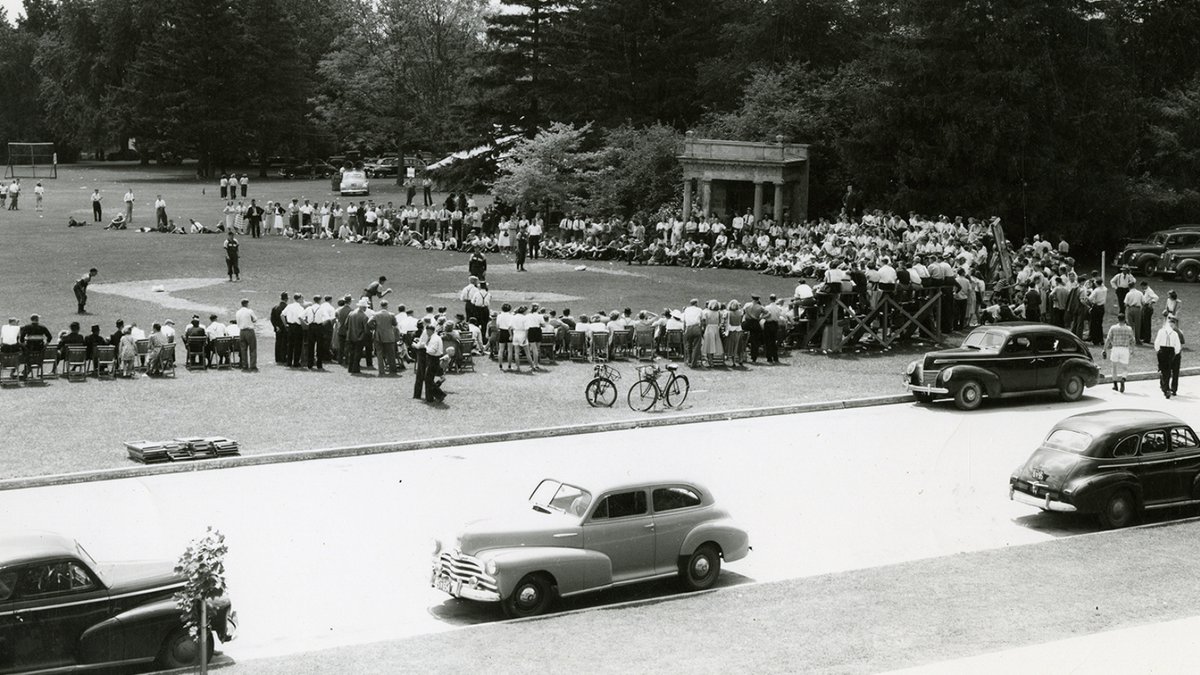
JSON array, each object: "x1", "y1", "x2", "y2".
[
  {"x1": 1087, "y1": 281, "x2": 1107, "y2": 345},
  {"x1": 682, "y1": 299, "x2": 704, "y2": 368},
  {"x1": 1110, "y1": 266, "x2": 1136, "y2": 313},
  {"x1": 245, "y1": 199, "x2": 264, "y2": 239},
  {"x1": 220, "y1": 174, "x2": 229, "y2": 199},
  {"x1": 743, "y1": 294, "x2": 766, "y2": 362},
  {"x1": 91, "y1": 189, "x2": 103, "y2": 222},
  {"x1": 1165, "y1": 289, "x2": 1181, "y2": 318},
  {"x1": 515, "y1": 226, "x2": 528, "y2": 271},
  {"x1": 701, "y1": 300, "x2": 724, "y2": 366},
  {"x1": 73, "y1": 268, "x2": 98, "y2": 314},
  {"x1": 345, "y1": 299, "x2": 371, "y2": 374},
  {"x1": 155, "y1": 194, "x2": 168, "y2": 230},
  {"x1": 469, "y1": 249, "x2": 488, "y2": 281},
  {"x1": 1103, "y1": 313, "x2": 1134, "y2": 392},
  {"x1": 33, "y1": 182, "x2": 44, "y2": 212},
  {"x1": 1139, "y1": 282, "x2": 1158, "y2": 344},
  {"x1": 1154, "y1": 315, "x2": 1182, "y2": 398},
  {"x1": 270, "y1": 292, "x2": 288, "y2": 364},
  {"x1": 282, "y1": 293, "x2": 306, "y2": 367},
  {"x1": 1122, "y1": 285, "x2": 1145, "y2": 345},
  {"x1": 422, "y1": 323, "x2": 447, "y2": 402},
  {"x1": 235, "y1": 299, "x2": 258, "y2": 371},
  {"x1": 762, "y1": 295, "x2": 784, "y2": 363},
  {"x1": 370, "y1": 300, "x2": 399, "y2": 376},
  {"x1": 240, "y1": 174, "x2": 249, "y2": 198},
  {"x1": 123, "y1": 188, "x2": 134, "y2": 225},
  {"x1": 7, "y1": 179, "x2": 19, "y2": 209}
]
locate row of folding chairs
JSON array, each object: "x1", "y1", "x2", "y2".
[
  {"x1": 0, "y1": 341, "x2": 177, "y2": 386},
  {"x1": 183, "y1": 336, "x2": 242, "y2": 370}
]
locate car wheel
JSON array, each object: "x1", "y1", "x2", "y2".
[
  {"x1": 680, "y1": 543, "x2": 721, "y2": 591},
  {"x1": 1098, "y1": 489, "x2": 1137, "y2": 529},
  {"x1": 1183, "y1": 266, "x2": 1199, "y2": 283},
  {"x1": 953, "y1": 380, "x2": 983, "y2": 411},
  {"x1": 1139, "y1": 260, "x2": 1158, "y2": 277},
  {"x1": 501, "y1": 573, "x2": 555, "y2": 618},
  {"x1": 158, "y1": 627, "x2": 213, "y2": 668},
  {"x1": 1059, "y1": 372, "x2": 1085, "y2": 402}
]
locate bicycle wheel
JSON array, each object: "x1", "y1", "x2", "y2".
[
  {"x1": 664, "y1": 374, "x2": 690, "y2": 408},
  {"x1": 585, "y1": 377, "x2": 617, "y2": 407},
  {"x1": 627, "y1": 380, "x2": 659, "y2": 412}
]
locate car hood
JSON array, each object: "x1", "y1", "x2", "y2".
[
  {"x1": 1014, "y1": 447, "x2": 1082, "y2": 491},
  {"x1": 456, "y1": 508, "x2": 581, "y2": 555},
  {"x1": 923, "y1": 348, "x2": 993, "y2": 366},
  {"x1": 1122, "y1": 243, "x2": 1162, "y2": 253},
  {"x1": 98, "y1": 559, "x2": 183, "y2": 595}
]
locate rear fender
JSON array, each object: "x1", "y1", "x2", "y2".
[
  {"x1": 941, "y1": 365, "x2": 1002, "y2": 397},
  {"x1": 478, "y1": 546, "x2": 611, "y2": 598},
  {"x1": 680, "y1": 520, "x2": 751, "y2": 563},
  {"x1": 1059, "y1": 358, "x2": 1100, "y2": 386},
  {"x1": 1067, "y1": 472, "x2": 1142, "y2": 512},
  {"x1": 80, "y1": 598, "x2": 177, "y2": 662}
]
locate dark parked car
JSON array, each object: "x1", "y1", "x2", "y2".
[
  {"x1": 1116, "y1": 225, "x2": 1200, "y2": 276},
  {"x1": 278, "y1": 160, "x2": 336, "y2": 179},
  {"x1": 905, "y1": 323, "x2": 1099, "y2": 410},
  {"x1": 364, "y1": 157, "x2": 400, "y2": 178},
  {"x1": 1010, "y1": 410, "x2": 1200, "y2": 528},
  {"x1": 1158, "y1": 245, "x2": 1200, "y2": 282},
  {"x1": 0, "y1": 532, "x2": 236, "y2": 671}
]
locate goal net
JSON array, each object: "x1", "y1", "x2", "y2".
[{"x1": 5, "y1": 142, "x2": 57, "y2": 179}]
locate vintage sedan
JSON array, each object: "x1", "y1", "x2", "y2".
[
  {"x1": 339, "y1": 170, "x2": 370, "y2": 196},
  {"x1": 431, "y1": 478, "x2": 750, "y2": 618},
  {"x1": 905, "y1": 322, "x2": 1099, "y2": 410},
  {"x1": 0, "y1": 532, "x2": 236, "y2": 672},
  {"x1": 1010, "y1": 410, "x2": 1200, "y2": 528}
]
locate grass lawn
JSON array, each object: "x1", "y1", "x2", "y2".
[{"x1": 0, "y1": 163, "x2": 1188, "y2": 479}]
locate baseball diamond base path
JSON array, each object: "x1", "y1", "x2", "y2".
[{"x1": 228, "y1": 518, "x2": 1200, "y2": 675}]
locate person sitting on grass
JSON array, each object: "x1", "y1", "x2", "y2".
[
  {"x1": 188, "y1": 218, "x2": 215, "y2": 234},
  {"x1": 104, "y1": 213, "x2": 127, "y2": 230},
  {"x1": 67, "y1": 216, "x2": 90, "y2": 227}
]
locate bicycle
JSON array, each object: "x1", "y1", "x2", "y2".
[
  {"x1": 585, "y1": 363, "x2": 621, "y2": 407},
  {"x1": 627, "y1": 363, "x2": 689, "y2": 412}
]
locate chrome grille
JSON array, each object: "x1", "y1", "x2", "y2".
[
  {"x1": 435, "y1": 551, "x2": 497, "y2": 591},
  {"x1": 921, "y1": 370, "x2": 939, "y2": 387}
]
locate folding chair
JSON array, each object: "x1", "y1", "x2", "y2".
[
  {"x1": 590, "y1": 332, "x2": 610, "y2": 363},
  {"x1": 666, "y1": 329, "x2": 685, "y2": 358},
  {"x1": 94, "y1": 345, "x2": 117, "y2": 380},
  {"x1": 0, "y1": 351, "x2": 20, "y2": 387},
  {"x1": 456, "y1": 337, "x2": 476, "y2": 372},
  {"x1": 185, "y1": 336, "x2": 207, "y2": 369},
  {"x1": 568, "y1": 330, "x2": 587, "y2": 360},
  {"x1": 65, "y1": 345, "x2": 89, "y2": 382},
  {"x1": 159, "y1": 342, "x2": 177, "y2": 378},
  {"x1": 134, "y1": 339, "x2": 151, "y2": 373},
  {"x1": 635, "y1": 331, "x2": 656, "y2": 361},
  {"x1": 212, "y1": 337, "x2": 234, "y2": 369},
  {"x1": 539, "y1": 331, "x2": 557, "y2": 362},
  {"x1": 609, "y1": 330, "x2": 630, "y2": 360},
  {"x1": 42, "y1": 346, "x2": 60, "y2": 379}
]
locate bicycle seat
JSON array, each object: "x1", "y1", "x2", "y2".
[{"x1": 665, "y1": 364, "x2": 678, "y2": 372}]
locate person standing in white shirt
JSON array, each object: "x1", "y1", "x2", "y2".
[
  {"x1": 123, "y1": 188, "x2": 135, "y2": 225},
  {"x1": 1154, "y1": 315, "x2": 1182, "y2": 398},
  {"x1": 33, "y1": 182, "x2": 44, "y2": 213},
  {"x1": 235, "y1": 298, "x2": 259, "y2": 371}
]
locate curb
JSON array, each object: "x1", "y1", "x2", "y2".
[
  {"x1": 2, "y1": 366, "x2": 1193, "y2": 493},
  {"x1": 0, "y1": 393, "x2": 914, "y2": 493}
]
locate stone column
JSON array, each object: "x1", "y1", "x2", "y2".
[
  {"x1": 773, "y1": 181, "x2": 785, "y2": 224},
  {"x1": 791, "y1": 163, "x2": 810, "y2": 224},
  {"x1": 701, "y1": 179, "x2": 712, "y2": 218},
  {"x1": 682, "y1": 178, "x2": 693, "y2": 222},
  {"x1": 753, "y1": 182, "x2": 764, "y2": 225}
]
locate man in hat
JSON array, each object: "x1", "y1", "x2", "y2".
[
  {"x1": 235, "y1": 298, "x2": 259, "y2": 371},
  {"x1": 1121, "y1": 283, "x2": 1145, "y2": 345},
  {"x1": 682, "y1": 299, "x2": 704, "y2": 367},
  {"x1": 270, "y1": 292, "x2": 289, "y2": 364},
  {"x1": 762, "y1": 295, "x2": 785, "y2": 363},
  {"x1": 345, "y1": 298, "x2": 371, "y2": 374},
  {"x1": 421, "y1": 322, "x2": 447, "y2": 402},
  {"x1": 161, "y1": 318, "x2": 177, "y2": 342},
  {"x1": 1110, "y1": 265, "x2": 1136, "y2": 313},
  {"x1": 282, "y1": 293, "x2": 306, "y2": 367},
  {"x1": 742, "y1": 294, "x2": 766, "y2": 362},
  {"x1": 335, "y1": 294, "x2": 353, "y2": 364},
  {"x1": 1154, "y1": 313, "x2": 1182, "y2": 398},
  {"x1": 370, "y1": 299, "x2": 400, "y2": 376}
]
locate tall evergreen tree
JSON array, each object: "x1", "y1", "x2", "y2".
[{"x1": 475, "y1": 0, "x2": 569, "y2": 133}]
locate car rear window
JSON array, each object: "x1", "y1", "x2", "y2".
[{"x1": 1043, "y1": 429, "x2": 1093, "y2": 454}]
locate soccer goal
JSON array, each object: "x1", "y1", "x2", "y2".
[{"x1": 5, "y1": 142, "x2": 57, "y2": 179}]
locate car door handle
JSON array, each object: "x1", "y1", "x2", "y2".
[
  {"x1": 644, "y1": 523, "x2": 655, "y2": 530},
  {"x1": 553, "y1": 532, "x2": 578, "y2": 538},
  {"x1": 12, "y1": 612, "x2": 26, "y2": 623}
]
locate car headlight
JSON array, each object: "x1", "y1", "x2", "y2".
[
  {"x1": 431, "y1": 538, "x2": 443, "y2": 556},
  {"x1": 485, "y1": 559, "x2": 497, "y2": 575},
  {"x1": 905, "y1": 360, "x2": 918, "y2": 375},
  {"x1": 940, "y1": 367, "x2": 955, "y2": 381}
]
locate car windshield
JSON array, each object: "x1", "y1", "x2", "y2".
[
  {"x1": 75, "y1": 541, "x2": 105, "y2": 585},
  {"x1": 529, "y1": 479, "x2": 591, "y2": 514},
  {"x1": 1149, "y1": 233, "x2": 1167, "y2": 246},
  {"x1": 1043, "y1": 429, "x2": 1093, "y2": 454},
  {"x1": 961, "y1": 330, "x2": 1006, "y2": 350}
]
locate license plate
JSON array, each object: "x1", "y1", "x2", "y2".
[{"x1": 435, "y1": 576, "x2": 460, "y2": 596}]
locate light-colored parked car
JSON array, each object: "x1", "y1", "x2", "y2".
[
  {"x1": 339, "y1": 170, "x2": 370, "y2": 196},
  {"x1": 432, "y1": 477, "x2": 750, "y2": 618}
]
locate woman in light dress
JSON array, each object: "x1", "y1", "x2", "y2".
[
  {"x1": 723, "y1": 300, "x2": 743, "y2": 366},
  {"x1": 223, "y1": 200, "x2": 236, "y2": 232},
  {"x1": 233, "y1": 201, "x2": 245, "y2": 233},
  {"x1": 320, "y1": 201, "x2": 332, "y2": 237},
  {"x1": 272, "y1": 202, "x2": 285, "y2": 234},
  {"x1": 498, "y1": 218, "x2": 512, "y2": 251},
  {"x1": 701, "y1": 299, "x2": 725, "y2": 366}
]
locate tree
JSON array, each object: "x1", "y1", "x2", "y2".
[
  {"x1": 0, "y1": 13, "x2": 49, "y2": 154},
  {"x1": 492, "y1": 122, "x2": 598, "y2": 213},
  {"x1": 474, "y1": 0, "x2": 569, "y2": 133},
  {"x1": 586, "y1": 124, "x2": 682, "y2": 218},
  {"x1": 174, "y1": 527, "x2": 228, "y2": 674}
]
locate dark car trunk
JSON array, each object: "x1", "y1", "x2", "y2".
[{"x1": 1015, "y1": 447, "x2": 1083, "y2": 491}]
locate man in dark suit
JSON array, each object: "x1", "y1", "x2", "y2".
[
  {"x1": 370, "y1": 300, "x2": 400, "y2": 376},
  {"x1": 345, "y1": 299, "x2": 371, "y2": 374},
  {"x1": 334, "y1": 296, "x2": 352, "y2": 365},
  {"x1": 109, "y1": 320, "x2": 126, "y2": 353},
  {"x1": 270, "y1": 292, "x2": 289, "y2": 364},
  {"x1": 82, "y1": 324, "x2": 107, "y2": 370}
]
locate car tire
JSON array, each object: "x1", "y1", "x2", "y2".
[
  {"x1": 1098, "y1": 489, "x2": 1137, "y2": 529},
  {"x1": 1183, "y1": 265, "x2": 1199, "y2": 283},
  {"x1": 680, "y1": 543, "x2": 721, "y2": 592},
  {"x1": 158, "y1": 627, "x2": 213, "y2": 668},
  {"x1": 1139, "y1": 260, "x2": 1158, "y2": 277},
  {"x1": 1058, "y1": 372, "x2": 1085, "y2": 402},
  {"x1": 501, "y1": 573, "x2": 555, "y2": 619},
  {"x1": 953, "y1": 380, "x2": 983, "y2": 411}
]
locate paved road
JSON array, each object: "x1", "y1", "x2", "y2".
[{"x1": 2, "y1": 379, "x2": 1195, "y2": 662}]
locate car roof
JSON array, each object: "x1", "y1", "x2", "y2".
[
  {"x1": 549, "y1": 476, "x2": 711, "y2": 497},
  {"x1": 972, "y1": 322, "x2": 1076, "y2": 337},
  {"x1": 0, "y1": 531, "x2": 79, "y2": 567},
  {"x1": 1054, "y1": 409, "x2": 1185, "y2": 438}
]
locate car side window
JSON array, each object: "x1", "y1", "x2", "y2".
[
  {"x1": 653, "y1": 487, "x2": 702, "y2": 512},
  {"x1": 1033, "y1": 336, "x2": 1058, "y2": 353},
  {"x1": 0, "y1": 570, "x2": 16, "y2": 601},
  {"x1": 1111, "y1": 435, "x2": 1139, "y2": 458},
  {"x1": 1141, "y1": 430, "x2": 1169, "y2": 455},
  {"x1": 1004, "y1": 337, "x2": 1031, "y2": 354},
  {"x1": 1171, "y1": 427, "x2": 1200, "y2": 451},
  {"x1": 591, "y1": 491, "x2": 648, "y2": 520},
  {"x1": 13, "y1": 561, "x2": 95, "y2": 598}
]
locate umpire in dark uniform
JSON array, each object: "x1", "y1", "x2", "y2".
[{"x1": 270, "y1": 292, "x2": 288, "y2": 364}]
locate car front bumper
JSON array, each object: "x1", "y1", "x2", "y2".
[
  {"x1": 432, "y1": 571, "x2": 501, "y2": 602},
  {"x1": 906, "y1": 382, "x2": 949, "y2": 395},
  {"x1": 1010, "y1": 485, "x2": 1077, "y2": 512}
]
